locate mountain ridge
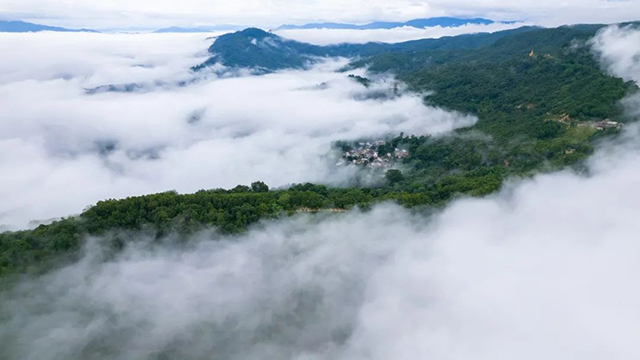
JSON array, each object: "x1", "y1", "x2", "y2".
[
  {"x1": 276, "y1": 17, "x2": 506, "y2": 30},
  {"x1": 0, "y1": 20, "x2": 98, "y2": 33},
  {"x1": 193, "y1": 26, "x2": 536, "y2": 71}
]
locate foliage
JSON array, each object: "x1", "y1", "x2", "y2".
[
  {"x1": 0, "y1": 175, "x2": 507, "y2": 277},
  {"x1": 348, "y1": 24, "x2": 636, "y2": 195},
  {"x1": 385, "y1": 170, "x2": 404, "y2": 184},
  {"x1": 347, "y1": 74, "x2": 372, "y2": 87}
]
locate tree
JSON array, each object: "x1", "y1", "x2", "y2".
[
  {"x1": 231, "y1": 185, "x2": 251, "y2": 193},
  {"x1": 251, "y1": 181, "x2": 269, "y2": 193},
  {"x1": 385, "y1": 169, "x2": 404, "y2": 184}
]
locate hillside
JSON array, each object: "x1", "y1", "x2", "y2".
[
  {"x1": 193, "y1": 26, "x2": 534, "y2": 71},
  {"x1": 196, "y1": 25, "x2": 620, "y2": 73},
  {"x1": 350, "y1": 24, "x2": 636, "y2": 188},
  {"x1": 193, "y1": 28, "x2": 325, "y2": 71}
]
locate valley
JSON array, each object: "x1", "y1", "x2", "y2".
[{"x1": 1, "y1": 23, "x2": 638, "y2": 278}]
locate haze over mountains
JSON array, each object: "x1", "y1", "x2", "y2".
[
  {"x1": 154, "y1": 17, "x2": 509, "y2": 33},
  {"x1": 0, "y1": 17, "x2": 513, "y2": 34}
]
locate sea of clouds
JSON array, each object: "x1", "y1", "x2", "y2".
[
  {"x1": 1, "y1": 24, "x2": 640, "y2": 360},
  {"x1": 0, "y1": 32, "x2": 476, "y2": 230},
  {"x1": 274, "y1": 22, "x2": 526, "y2": 45}
]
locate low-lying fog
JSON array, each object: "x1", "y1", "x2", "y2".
[
  {"x1": 0, "y1": 32, "x2": 475, "y2": 230},
  {"x1": 2, "y1": 120, "x2": 640, "y2": 360}
]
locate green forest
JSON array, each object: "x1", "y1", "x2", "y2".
[
  {"x1": 348, "y1": 24, "x2": 636, "y2": 190},
  {"x1": 2, "y1": 24, "x2": 638, "y2": 279}
]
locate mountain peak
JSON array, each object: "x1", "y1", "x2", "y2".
[
  {"x1": 194, "y1": 28, "x2": 320, "y2": 72},
  {"x1": 238, "y1": 27, "x2": 275, "y2": 38}
]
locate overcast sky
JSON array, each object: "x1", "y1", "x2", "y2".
[{"x1": 0, "y1": 0, "x2": 639, "y2": 30}]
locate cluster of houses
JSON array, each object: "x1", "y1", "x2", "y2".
[
  {"x1": 577, "y1": 119, "x2": 622, "y2": 131},
  {"x1": 551, "y1": 114, "x2": 623, "y2": 131},
  {"x1": 340, "y1": 140, "x2": 409, "y2": 169},
  {"x1": 296, "y1": 207, "x2": 347, "y2": 213},
  {"x1": 593, "y1": 120, "x2": 622, "y2": 131}
]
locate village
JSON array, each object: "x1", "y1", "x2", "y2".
[{"x1": 338, "y1": 140, "x2": 409, "y2": 169}]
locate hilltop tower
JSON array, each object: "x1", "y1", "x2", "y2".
[{"x1": 529, "y1": 49, "x2": 535, "y2": 58}]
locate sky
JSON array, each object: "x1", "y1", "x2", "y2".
[{"x1": 0, "y1": 0, "x2": 639, "y2": 30}]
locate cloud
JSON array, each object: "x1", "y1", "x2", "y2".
[
  {"x1": 590, "y1": 25, "x2": 640, "y2": 120},
  {"x1": 0, "y1": 32, "x2": 475, "y2": 229},
  {"x1": 274, "y1": 22, "x2": 527, "y2": 45},
  {"x1": 2, "y1": 126, "x2": 640, "y2": 360},
  {"x1": 591, "y1": 24, "x2": 640, "y2": 84},
  {"x1": 1, "y1": 24, "x2": 640, "y2": 360}
]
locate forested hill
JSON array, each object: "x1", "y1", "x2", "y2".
[
  {"x1": 193, "y1": 26, "x2": 534, "y2": 71},
  {"x1": 193, "y1": 25, "x2": 616, "y2": 72},
  {"x1": 348, "y1": 24, "x2": 609, "y2": 73},
  {"x1": 0, "y1": 183, "x2": 482, "y2": 277}
]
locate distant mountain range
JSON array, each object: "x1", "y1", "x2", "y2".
[
  {"x1": 0, "y1": 20, "x2": 98, "y2": 33},
  {"x1": 152, "y1": 17, "x2": 511, "y2": 34},
  {"x1": 275, "y1": 17, "x2": 508, "y2": 30},
  {"x1": 0, "y1": 17, "x2": 509, "y2": 34}
]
